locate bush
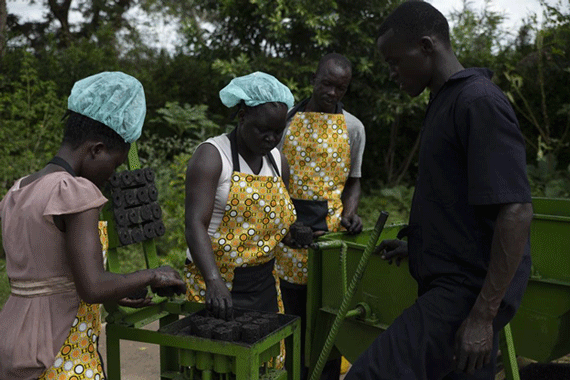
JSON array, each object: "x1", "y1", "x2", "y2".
[
  {"x1": 359, "y1": 185, "x2": 414, "y2": 229},
  {"x1": 137, "y1": 101, "x2": 221, "y2": 262},
  {"x1": 0, "y1": 52, "x2": 66, "y2": 193},
  {"x1": 527, "y1": 159, "x2": 570, "y2": 198}
]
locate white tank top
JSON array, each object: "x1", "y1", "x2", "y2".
[{"x1": 187, "y1": 133, "x2": 282, "y2": 261}]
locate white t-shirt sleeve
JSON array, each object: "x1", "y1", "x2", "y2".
[{"x1": 343, "y1": 110, "x2": 366, "y2": 178}]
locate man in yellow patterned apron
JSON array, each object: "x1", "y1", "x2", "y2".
[
  {"x1": 275, "y1": 53, "x2": 366, "y2": 379},
  {"x1": 184, "y1": 72, "x2": 297, "y2": 320}
]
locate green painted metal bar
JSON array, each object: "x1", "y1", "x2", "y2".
[
  {"x1": 106, "y1": 328, "x2": 122, "y2": 380},
  {"x1": 339, "y1": 242, "x2": 348, "y2": 295},
  {"x1": 499, "y1": 323, "x2": 520, "y2": 380},
  {"x1": 127, "y1": 142, "x2": 141, "y2": 170},
  {"x1": 142, "y1": 239, "x2": 160, "y2": 270},
  {"x1": 160, "y1": 313, "x2": 181, "y2": 379},
  {"x1": 532, "y1": 213, "x2": 570, "y2": 222},
  {"x1": 285, "y1": 322, "x2": 302, "y2": 380},
  {"x1": 126, "y1": 143, "x2": 161, "y2": 272},
  {"x1": 344, "y1": 307, "x2": 364, "y2": 319},
  {"x1": 106, "y1": 316, "x2": 301, "y2": 378},
  {"x1": 309, "y1": 211, "x2": 389, "y2": 380},
  {"x1": 305, "y1": 243, "x2": 323, "y2": 372}
]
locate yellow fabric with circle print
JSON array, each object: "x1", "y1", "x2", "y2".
[
  {"x1": 185, "y1": 172, "x2": 296, "y2": 302},
  {"x1": 38, "y1": 223, "x2": 108, "y2": 380},
  {"x1": 275, "y1": 112, "x2": 351, "y2": 284}
]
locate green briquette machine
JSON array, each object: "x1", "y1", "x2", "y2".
[
  {"x1": 305, "y1": 198, "x2": 570, "y2": 380},
  {"x1": 102, "y1": 143, "x2": 301, "y2": 380},
  {"x1": 102, "y1": 142, "x2": 569, "y2": 379}
]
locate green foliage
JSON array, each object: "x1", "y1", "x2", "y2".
[
  {"x1": 137, "y1": 102, "x2": 221, "y2": 258},
  {"x1": 0, "y1": 52, "x2": 66, "y2": 193},
  {"x1": 36, "y1": 27, "x2": 123, "y2": 97},
  {"x1": 153, "y1": 102, "x2": 220, "y2": 139},
  {"x1": 359, "y1": 185, "x2": 414, "y2": 228},
  {"x1": 448, "y1": 0, "x2": 514, "y2": 69},
  {"x1": 152, "y1": 152, "x2": 192, "y2": 259},
  {"x1": 503, "y1": 3, "x2": 570, "y2": 171},
  {"x1": 174, "y1": 0, "x2": 430, "y2": 188},
  {"x1": 527, "y1": 160, "x2": 570, "y2": 198}
]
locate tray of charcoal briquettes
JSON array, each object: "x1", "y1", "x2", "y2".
[{"x1": 159, "y1": 307, "x2": 299, "y2": 345}]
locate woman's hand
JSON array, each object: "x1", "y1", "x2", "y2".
[
  {"x1": 116, "y1": 296, "x2": 154, "y2": 308},
  {"x1": 205, "y1": 278, "x2": 233, "y2": 320},
  {"x1": 150, "y1": 266, "x2": 187, "y2": 297},
  {"x1": 281, "y1": 232, "x2": 309, "y2": 249}
]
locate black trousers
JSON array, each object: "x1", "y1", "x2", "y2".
[
  {"x1": 280, "y1": 279, "x2": 342, "y2": 380},
  {"x1": 344, "y1": 280, "x2": 517, "y2": 380}
]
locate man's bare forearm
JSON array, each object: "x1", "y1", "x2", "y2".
[
  {"x1": 470, "y1": 202, "x2": 533, "y2": 320},
  {"x1": 341, "y1": 177, "x2": 361, "y2": 217}
]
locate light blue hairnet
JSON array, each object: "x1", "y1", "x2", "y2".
[
  {"x1": 219, "y1": 71, "x2": 295, "y2": 109},
  {"x1": 68, "y1": 71, "x2": 146, "y2": 143}
]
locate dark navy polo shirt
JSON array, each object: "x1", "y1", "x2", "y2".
[{"x1": 407, "y1": 68, "x2": 532, "y2": 306}]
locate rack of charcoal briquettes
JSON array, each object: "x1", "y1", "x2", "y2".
[
  {"x1": 108, "y1": 168, "x2": 166, "y2": 245},
  {"x1": 158, "y1": 307, "x2": 301, "y2": 380}
]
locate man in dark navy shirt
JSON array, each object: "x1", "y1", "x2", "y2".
[{"x1": 345, "y1": 2, "x2": 533, "y2": 380}]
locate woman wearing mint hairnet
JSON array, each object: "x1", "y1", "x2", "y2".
[
  {"x1": 184, "y1": 72, "x2": 297, "y2": 319},
  {"x1": 0, "y1": 72, "x2": 186, "y2": 380}
]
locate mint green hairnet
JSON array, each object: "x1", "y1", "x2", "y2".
[
  {"x1": 219, "y1": 71, "x2": 294, "y2": 109},
  {"x1": 68, "y1": 71, "x2": 146, "y2": 143}
]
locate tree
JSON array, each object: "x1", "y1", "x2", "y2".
[
  {"x1": 0, "y1": 0, "x2": 6, "y2": 58},
  {"x1": 6, "y1": 0, "x2": 138, "y2": 49},
  {"x1": 448, "y1": 0, "x2": 514, "y2": 70},
  {"x1": 504, "y1": 1, "x2": 570, "y2": 172},
  {"x1": 0, "y1": 52, "x2": 66, "y2": 193},
  {"x1": 147, "y1": 0, "x2": 429, "y2": 187}
]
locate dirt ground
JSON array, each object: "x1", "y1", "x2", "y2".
[
  {"x1": 98, "y1": 321, "x2": 161, "y2": 380},
  {"x1": 98, "y1": 321, "x2": 570, "y2": 380}
]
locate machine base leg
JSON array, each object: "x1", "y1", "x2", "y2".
[{"x1": 499, "y1": 323, "x2": 520, "y2": 380}]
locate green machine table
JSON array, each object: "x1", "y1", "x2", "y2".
[{"x1": 102, "y1": 143, "x2": 301, "y2": 380}]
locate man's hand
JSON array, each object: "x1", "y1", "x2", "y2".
[
  {"x1": 453, "y1": 202, "x2": 532, "y2": 373},
  {"x1": 454, "y1": 314, "x2": 494, "y2": 374},
  {"x1": 375, "y1": 239, "x2": 408, "y2": 266},
  {"x1": 341, "y1": 214, "x2": 363, "y2": 234},
  {"x1": 205, "y1": 278, "x2": 233, "y2": 320}
]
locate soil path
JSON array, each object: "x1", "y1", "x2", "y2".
[{"x1": 99, "y1": 321, "x2": 161, "y2": 379}]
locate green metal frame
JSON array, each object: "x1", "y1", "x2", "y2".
[
  {"x1": 102, "y1": 143, "x2": 301, "y2": 380},
  {"x1": 105, "y1": 300, "x2": 301, "y2": 380},
  {"x1": 508, "y1": 197, "x2": 570, "y2": 362},
  {"x1": 306, "y1": 223, "x2": 520, "y2": 380}
]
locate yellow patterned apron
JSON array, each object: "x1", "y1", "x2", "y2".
[
  {"x1": 185, "y1": 136, "x2": 296, "y2": 306},
  {"x1": 275, "y1": 112, "x2": 351, "y2": 285},
  {"x1": 38, "y1": 222, "x2": 109, "y2": 380}
]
